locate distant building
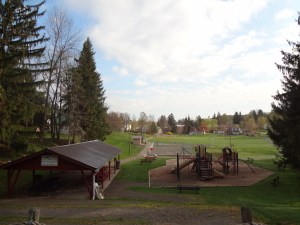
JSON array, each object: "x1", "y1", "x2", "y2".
[
  {"x1": 231, "y1": 127, "x2": 242, "y2": 135},
  {"x1": 132, "y1": 135, "x2": 144, "y2": 145},
  {"x1": 176, "y1": 125, "x2": 184, "y2": 134}
]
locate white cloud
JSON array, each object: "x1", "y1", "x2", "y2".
[
  {"x1": 112, "y1": 66, "x2": 129, "y2": 76},
  {"x1": 273, "y1": 22, "x2": 299, "y2": 46},
  {"x1": 134, "y1": 80, "x2": 148, "y2": 87},
  {"x1": 58, "y1": 0, "x2": 300, "y2": 118},
  {"x1": 86, "y1": 0, "x2": 268, "y2": 81},
  {"x1": 275, "y1": 9, "x2": 296, "y2": 21}
]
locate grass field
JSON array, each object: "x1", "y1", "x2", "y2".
[
  {"x1": 153, "y1": 133, "x2": 276, "y2": 160},
  {"x1": 0, "y1": 132, "x2": 299, "y2": 224},
  {"x1": 118, "y1": 133, "x2": 300, "y2": 224}
]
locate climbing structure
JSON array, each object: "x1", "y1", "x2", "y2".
[
  {"x1": 193, "y1": 145, "x2": 213, "y2": 180},
  {"x1": 220, "y1": 146, "x2": 239, "y2": 175}
]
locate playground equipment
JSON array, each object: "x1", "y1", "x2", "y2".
[
  {"x1": 215, "y1": 147, "x2": 238, "y2": 175},
  {"x1": 174, "y1": 145, "x2": 215, "y2": 181},
  {"x1": 193, "y1": 145, "x2": 213, "y2": 180},
  {"x1": 174, "y1": 144, "x2": 239, "y2": 181}
]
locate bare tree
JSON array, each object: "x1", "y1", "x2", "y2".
[
  {"x1": 108, "y1": 111, "x2": 122, "y2": 131},
  {"x1": 243, "y1": 116, "x2": 257, "y2": 135},
  {"x1": 120, "y1": 112, "x2": 131, "y2": 131},
  {"x1": 42, "y1": 6, "x2": 81, "y2": 140},
  {"x1": 131, "y1": 115, "x2": 138, "y2": 132},
  {"x1": 138, "y1": 112, "x2": 148, "y2": 134}
]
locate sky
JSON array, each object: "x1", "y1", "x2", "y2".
[{"x1": 46, "y1": 0, "x2": 300, "y2": 120}]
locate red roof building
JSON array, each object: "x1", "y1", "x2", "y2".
[{"x1": 1, "y1": 140, "x2": 121, "y2": 199}]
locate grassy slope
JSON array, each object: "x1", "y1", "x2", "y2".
[{"x1": 104, "y1": 132, "x2": 144, "y2": 159}]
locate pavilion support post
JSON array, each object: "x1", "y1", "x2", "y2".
[
  {"x1": 80, "y1": 170, "x2": 93, "y2": 199},
  {"x1": 7, "y1": 169, "x2": 12, "y2": 197},
  {"x1": 109, "y1": 162, "x2": 111, "y2": 180},
  {"x1": 237, "y1": 153, "x2": 239, "y2": 174},
  {"x1": 11, "y1": 169, "x2": 21, "y2": 193},
  {"x1": 6, "y1": 169, "x2": 21, "y2": 197},
  {"x1": 113, "y1": 158, "x2": 117, "y2": 173},
  {"x1": 92, "y1": 172, "x2": 96, "y2": 200},
  {"x1": 100, "y1": 168, "x2": 103, "y2": 188},
  {"x1": 32, "y1": 170, "x2": 35, "y2": 187}
]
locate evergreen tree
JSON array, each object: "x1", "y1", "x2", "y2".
[
  {"x1": 233, "y1": 111, "x2": 243, "y2": 125},
  {"x1": 183, "y1": 116, "x2": 192, "y2": 134},
  {"x1": 63, "y1": 67, "x2": 85, "y2": 143},
  {"x1": 233, "y1": 112, "x2": 239, "y2": 125},
  {"x1": 167, "y1": 113, "x2": 177, "y2": 133},
  {"x1": 0, "y1": 0, "x2": 48, "y2": 148},
  {"x1": 77, "y1": 38, "x2": 110, "y2": 141},
  {"x1": 195, "y1": 115, "x2": 202, "y2": 131},
  {"x1": 249, "y1": 110, "x2": 258, "y2": 123},
  {"x1": 212, "y1": 113, "x2": 216, "y2": 119},
  {"x1": 257, "y1": 109, "x2": 264, "y2": 118},
  {"x1": 268, "y1": 14, "x2": 300, "y2": 168}
]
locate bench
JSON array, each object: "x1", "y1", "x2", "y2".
[
  {"x1": 272, "y1": 176, "x2": 280, "y2": 186},
  {"x1": 140, "y1": 157, "x2": 154, "y2": 164},
  {"x1": 247, "y1": 158, "x2": 254, "y2": 164},
  {"x1": 177, "y1": 185, "x2": 200, "y2": 193}
]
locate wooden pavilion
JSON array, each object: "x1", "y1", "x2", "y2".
[{"x1": 0, "y1": 140, "x2": 121, "y2": 199}]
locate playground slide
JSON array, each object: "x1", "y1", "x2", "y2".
[
  {"x1": 171, "y1": 158, "x2": 195, "y2": 173},
  {"x1": 213, "y1": 168, "x2": 225, "y2": 178}
]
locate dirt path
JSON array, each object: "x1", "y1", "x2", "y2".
[{"x1": 120, "y1": 141, "x2": 152, "y2": 164}]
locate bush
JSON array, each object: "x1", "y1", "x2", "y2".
[{"x1": 11, "y1": 136, "x2": 28, "y2": 152}]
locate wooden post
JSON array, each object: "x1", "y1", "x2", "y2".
[
  {"x1": 32, "y1": 170, "x2": 35, "y2": 187},
  {"x1": 237, "y1": 152, "x2": 239, "y2": 174},
  {"x1": 80, "y1": 170, "x2": 93, "y2": 199},
  {"x1": 108, "y1": 162, "x2": 111, "y2": 180},
  {"x1": 241, "y1": 207, "x2": 252, "y2": 224},
  {"x1": 176, "y1": 153, "x2": 180, "y2": 181},
  {"x1": 7, "y1": 169, "x2": 12, "y2": 197},
  {"x1": 28, "y1": 207, "x2": 40, "y2": 224}
]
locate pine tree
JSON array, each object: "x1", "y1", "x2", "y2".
[
  {"x1": 233, "y1": 112, "x2": 243, "y2": 125},
  {"x1": 63, "y1": 67, "x2": 85, "y2": 143},
  {"x1": 268, "y1": 14, "x2": 300, "y2": 168},
  {"x1": 168, "y1": 113, "x2": 177, "y2": 133},
  {"x1": 0, "y1": 0, "x2": 48, "y2": 148},
  {"x1": 77, "y1": 38, "x2": 110, "y2": 141}
]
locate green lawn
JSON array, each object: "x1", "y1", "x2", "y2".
[
  {"x1": 104, "y1": 132, "x2": 144, "y2": 159},
  {"x1": 154, "y1": 134, "x2": 277, "y2": 160},
  {"x1": 120, "y1": 133, "x2": 300, "y2": 225}
]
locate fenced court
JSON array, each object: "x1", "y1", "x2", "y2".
[{"x1": 151, "y1": 142, "x2": 194, "y2": 157}]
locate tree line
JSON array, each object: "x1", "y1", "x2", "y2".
[
  {"x1": 0, "y1": 1, "x2": 110, "y2": 153},
  {"x1": 107, "y1": 109, "x2": 268, "y2": 136}
]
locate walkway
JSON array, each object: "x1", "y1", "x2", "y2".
[
  {"x1": 101, "y1": 140, "x2": 152, "y2": 192},
  {"x1": 121, "y1": 141, "x2": 152, "y2": 164}
]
